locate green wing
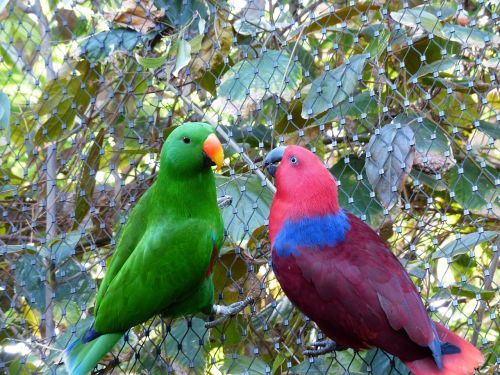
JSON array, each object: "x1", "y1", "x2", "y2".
[
  {"x1": 94, "y1": 187, "x2": 154, "y2": 308},
  {"x1": 93, "y1": 218, "x2": 217, "y2": 334}
]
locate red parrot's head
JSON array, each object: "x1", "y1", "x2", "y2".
[{"x1": 264, "y1": 145, "x2": 341, "y2": 237}]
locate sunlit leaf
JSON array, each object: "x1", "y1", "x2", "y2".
[
  {"x1": 172, "y1": 38, "x2": 191, "y2": 77},
  {"x1": 442, "y1": 23, "x2": 500, "y2": 48},
  {"x1": 390, "y1": 8, "x2": 444, "y2": 38},
  {"x1": 136, "y1": 53, "x2": 168, "y2": 69},
  {"x1": 432, "y1": 231, "x2": 497, "y2": 259},
  {"x1": 410, "y1": 58, "x2": 460, "y2": 80},
  {"x1": 294, "y1": 3, "x2": 381, "y2": 37},
  {"x1": 450, "y1": 283, "x2": 496, "y2": 301}
]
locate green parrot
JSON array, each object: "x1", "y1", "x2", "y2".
[{"x1": 64, "y1": 122, "x2": 250, "y2": 374}]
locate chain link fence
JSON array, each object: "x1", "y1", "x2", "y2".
[{"x1": 0, "y1": 0, "x2": 498, "y2": 374}]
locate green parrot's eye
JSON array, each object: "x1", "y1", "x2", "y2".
[{"x1": 183, "y1": 137, "x2": 191, "y2": 144}]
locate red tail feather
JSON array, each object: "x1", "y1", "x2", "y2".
[{"x1": 404, "y1": 322, "x2": 484, "y2": 375}]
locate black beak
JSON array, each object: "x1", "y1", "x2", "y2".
[{"x1": 264, "y1": 146, "x2": 286, "y2": 177}]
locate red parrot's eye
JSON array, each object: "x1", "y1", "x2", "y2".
[
  {"x1": 183, "y1": 137, "x2": 191, "y2": 144},
  {"x1": 290, "y1": 156, "x2": 298, "y2": 164}
]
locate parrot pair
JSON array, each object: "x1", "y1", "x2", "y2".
[
  {"x1": 64, "y1": 123, "x2": 251, "y2": 374},
  {"x1": 264, "y1": 145, "x2": 484, "y2": 375},
  {"x1": 65, "y1": 123, "x2": 483, "y2": 375}
]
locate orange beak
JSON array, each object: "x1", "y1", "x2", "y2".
[{"x1": 203, "y1": 133, "x2": 224, "y2": 171}]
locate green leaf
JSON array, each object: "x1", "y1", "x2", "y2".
[
  {"x1": 157, "y1": 0, "x2": 209, "y2": 29},
  {"x1": 0, "y1": 91, "x2": 10, "y2": 139},
  {"x1": 42, "y1": 231, "x2": 82, "y2": 265},
  {"x1": 216, "y1": 175, "x2": 273, "y2": 242},
  {"x1": 365, "y1": 123, "x2": 415, "y2": 209},
  {"x1": 410, "y1": 170, "x2": 447, "y2": 191},
  {"x1": 190, "y1": 34, "x2": 204, "y2": 53},
  {"x1": 296, "y1": 3, "x2": 381, "y2": 36},
  {"x1": 77, "y1": 29, "x2": 156, "y2": 62},
  {"x1": 219, "y1": 355, "x2": 269, "y2": 375},
  {"x1": 0, "y1": 244, "x2": 37, "y2": 255},
  {"x1": 317, "y1": 91, "x2": 378, "y2": 126},
  {"x1": 172, "y1": 39, "x2": 192, "y2": 77},
  {"x1": 450, "y1": 283, "x2": 496, "y2": 301},
  {"x1": 136, "y1": 54, "x2": 168, "y2": 69},
  {"x1": 74, "y1": 128, "x2": 105, "y2": 226},
  {"x1": 164, "y1": 318, "x2": 208, "y2": 373},
  {"x1": 330, "y1": 156, "x2": 384, "y2": 227},
  {"x1": 362, "y1": 348, "x2": 410, "y2": 375},
  {"x1": 15, "y1": 253, "x2": 93, "y2": 308},
  {"x1": 432, "y1": 231, "x2": 498, "y2": 259},
  {"x1": 364, "y1": 28, "x2": 390, "y2": 59},
  {"x1": 35, "y1": 61, "x2": 100, "y2": 144},
  {"x1": 449, "y1": 159, "x2": 498, "y2": 213},
  {"x1": 302, "y1": 54, "x2": 367, "y2": 119},
  {"x1": 14, "y1": 254, "x2": 46, "y2": 307},
  {"x1": 291, "y1": 357, "x2": 335, "y2": 374},
  {"x1": 390, "y1": 8, "x2": 444, "y2": 38},
  {"x1": 214, "y1": 50, "x2": 302, "y2": 119},
  {"x1": 442, "y1": 23, "x2": 500, "y2": 48},
  {"x1": 410, "y1": 58, "x2": 460, "y2": 80},
  {"x1": 475, "y1": 120, "x2": 499, "y2": 140}
]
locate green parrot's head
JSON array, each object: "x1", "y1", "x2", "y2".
[{"x1": 161, "y1": 122, "x2": 224, "y2": 176}]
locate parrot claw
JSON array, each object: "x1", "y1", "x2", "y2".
[
  {"x1": 205, "y1": 296, "x2": 254, "y2": 328},
  {"x1": 217, "y1": 195, "x2": 233, "y2": 209},
  {"x1": 303, "y1": 339, "x2": 347, "y2": 356}
]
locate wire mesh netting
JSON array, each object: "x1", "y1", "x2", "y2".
[{"x1": 0, "y1": 0, "x2": 498, "y2": 374}]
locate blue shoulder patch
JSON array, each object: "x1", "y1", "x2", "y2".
[{"x1": 273, "y1": 210, "x2": 351, "y2": 257}]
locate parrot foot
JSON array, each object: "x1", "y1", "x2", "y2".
[
  {"x1": 205, "y1": 296, "x2": 254, "y2": 328},
  {"x1": 217, "y1": 195, "x2": 233, "y2": 209},
  {"x1": 303, "y1": 340, "x2": 347, "y2": 356}
]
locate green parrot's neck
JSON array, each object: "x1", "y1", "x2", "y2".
[{"x1": 153, "y1": 168, "x2": 219, "y2": 219}]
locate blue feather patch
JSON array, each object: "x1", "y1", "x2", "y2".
[
  {"x1": 82, "y1": 327, "x2": 101, "y2": 343},
  {"x1": 273, "y1": 210, "x2": 350, "y2": 257}
]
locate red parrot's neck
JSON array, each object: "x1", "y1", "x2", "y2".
[{"x1": 269, "y1": 183, "x2": 340, "y2": 245}]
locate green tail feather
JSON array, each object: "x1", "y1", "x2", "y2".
[{"x1": 64, "y1": 333, "x2": 123, "y2": 375}]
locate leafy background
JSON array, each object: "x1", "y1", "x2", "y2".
[{"x1": 0, "y1": 0, "x2": 498, "y2": 374}]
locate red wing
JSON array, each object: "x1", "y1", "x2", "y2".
[{"x1": 292, "y1": 212, "x2": 434, "y2": 350}]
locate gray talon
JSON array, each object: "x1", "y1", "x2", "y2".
[
  {"x1": 303, "y1": 339, "x2": 347, "y2": 356},
  {"x1": 205, "y1": 296, "x2": 254, "y2": 328},
  {"x1": 217, "y1": 195, "x2": 233, "y2": 209}
]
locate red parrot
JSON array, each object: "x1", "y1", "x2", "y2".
[{"x1": 264, "y1": 145, "x2": 484, "y2": 375}]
